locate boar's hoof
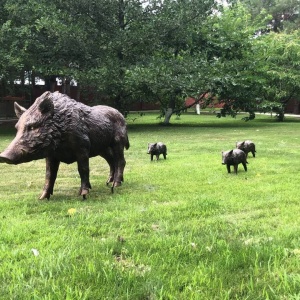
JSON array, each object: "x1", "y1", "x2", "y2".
[
  {"x1": 111, "y1": 181, "x2": 122, "y2": 193},
  {"x1": 79, "y1": 188, "x2": 89, "y2": 197},
  {"x1": 106, "y1": 176, "x2": 114, "y2": 185},
  {"x1": 39, "y1": 191, "x2": 51, "y2": 200}
]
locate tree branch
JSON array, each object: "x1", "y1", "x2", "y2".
[{"x1": 172, "y1": 90, "x2": 210, "y2": 115}]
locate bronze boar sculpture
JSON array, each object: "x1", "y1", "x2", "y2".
[
  {"x1": 222, "y1": 149, "x2": 248, "y2": 174},
  {"x1": 0, "y1": 91, "x2": 130, "y2": 200},
  {"x1": 147, "y1": 142, "x2": 167, "y2": 161},
  {"x1": 236, "y1": 140, "x2": 256, "y2": 158}
]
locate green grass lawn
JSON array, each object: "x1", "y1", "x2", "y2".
[{"x1": 0, "y1": 112, "x2": 300, "y2": 299}]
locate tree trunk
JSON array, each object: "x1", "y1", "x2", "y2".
[
  {"x1": 45, "y1": 76, "x2": 57, "y2": 92},
  {"x1": 62, "y1": 77, "x2": 71, "y2": 96},
  {"x1": 76, "y1": 84, "x2": 81, "y2": 101},
  {"x1": 114, "y1": 93, "x2": 127, "y2": 116},
  {"x1": 163, "y1": 96, "x2": 176, "y2": 125},
  {"x1": 293, "y1": 101, "x2": 299, "y2": 114},
  {"x1": 163, "y1": 108, "x2": 173, "y2": 124}
]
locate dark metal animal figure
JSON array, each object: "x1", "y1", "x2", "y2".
[
  {"x1": 236, "y1": 140, "x2": 256, "y2": 158},
  {"x1": 0, "y1": 91, "x2": 130, "y2": 199},
  {"x1": 147, "y1": 142, "x2": 167, "y2": 161},
  {"x1": 222, "y1": 149, "x2": 248, "y2": 174}
]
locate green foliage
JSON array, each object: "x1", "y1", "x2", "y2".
[
  {"x1": 1, "y1": 113, "x2": 300, "y2": 298},
  {"x1": 240, "y1": 0, "x2": 300, "y2": 32},
  {"x1": 251, "y1": 30, "x2": 300, "y2": 120},
  {"x1": 1, "y1": 0, "x2": 300, "y2": 122}
]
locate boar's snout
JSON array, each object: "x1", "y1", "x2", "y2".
[
  {"x1": 0, "y1": 155, "x2": 10, "y2": 164},
  {"x1": 221, "y1": 152, "x2": 227, "y2": 164},
  {"x1": 0, "y1": 147, "x2": 27, "y2": 165},
  {"x1": 147, "y1": 144, "x2": 154, "y2": 154},
  {"x1": 0, "y1": 151, "x2": 15, "y2": 164}
]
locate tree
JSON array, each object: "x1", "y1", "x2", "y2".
[
  {"x1": 0, "y1": 0, "x2": 98, "y2": 97},
  {"x1": 240, "y1": 0, "x2": 300, "y2": 32},
  {"x1": 252, "y1": 30, "x2": 300, "y2": 120},
  {"x1": 1, "y1": 0, "x2": 158, "y2": 110},
  {"x1": 126, "y1": 0, "x2": 218, "y2": 124},
  {"x1": 219, "y1": 1, "x2": 300, "y2": 121},
  {"x1": 1, "y1": 0, "x2": 299, "y2": 123},
  {"x1": 185, "y1": 2, "x2": 300, "y2": 122}
]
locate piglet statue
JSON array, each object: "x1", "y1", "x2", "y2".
[
  {"x1": 222, "y1": 149, "x2": 248, "y2": 174},
  {"x1": 236, "y1": 140, "x2": 256, "y2": 158},
  {"x1": 0, "y1": 91, "x2": 130, "y2": 199},
  {"x1": 147, "y1": 142, "x2": 167, "y2": 161}
]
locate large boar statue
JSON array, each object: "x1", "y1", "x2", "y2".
[{"x1": 0, "y1": 91, "x2": 130, "y2": 200}]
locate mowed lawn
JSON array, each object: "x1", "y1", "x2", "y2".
[{"x1": 0, "y1": 112, "x2": 300, "y2": 299}]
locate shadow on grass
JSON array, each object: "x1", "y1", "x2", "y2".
[
  {"x1": 1, "y1": 114, "x2": 299, "y2": 135},
  {"x1": 127, "y1": 120, "x2": 286, "y2": 132}
]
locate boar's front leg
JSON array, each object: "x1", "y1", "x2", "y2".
[
  {"x1": 226, "y1": 164, "x2": 231, "y2": 173},
  {"x1": 40, "y1": 157, "x2": 60, "y2": 200},
  {"x1": 77, "y1": 156, "x2": 92, "y2": 200}
]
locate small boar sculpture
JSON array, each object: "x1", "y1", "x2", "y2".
[
  {"x1": 222, "y1": 149, "x2": 248, "y2": 174},
  {"x1": 147, "y1": 142, "x2": 167, "y2": 161},
  {"x1": 236, "y1": 140, "x2": 256, "y2": 158},
  {"x1": 0, "y1": 91, "x2": 130, "y2": 199}
]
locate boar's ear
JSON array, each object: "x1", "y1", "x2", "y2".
[
  {"x1": 14, "y1": 102, "x2": 27, "y2": 119},
  {"x1": 39, "y1": 97, "x2": 54, "y2": 115},
  {"x1": 229, "y1": 150, "x2": 233, "y2": 155}
]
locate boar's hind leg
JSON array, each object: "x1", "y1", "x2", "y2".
[
  {"x1": 234, "y1": 165, "x2": 238, "y2": 174},
  {"x1": 40, "y1": 158, "x2": 60, "y2": 200},
  {"x1": 101, "y1": 146, "x2": 126, "y2": 193},
  {"x1": 77, "y1": 156, "x2": 92, "y2": 199},
  {"x1": 242, "y1": 162, "x2": 247, "y2": 172},
  {"x1": 101, "y1": 149, "x2": 115, "y2": 186},
  {"x1": 111, "y1": 145, "x2": 126, "y2": 192}
]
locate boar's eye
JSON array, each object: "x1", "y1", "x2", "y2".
[
  {"x1": 26, "y1": 120, "x2": 40, "y2": 131},
  {"x1": 27, "y1": 124, "x2": 36, "y2": 131}
]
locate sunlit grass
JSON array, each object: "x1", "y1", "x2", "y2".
[{"x1": 0, "y1": 112, "x2": 300, "y2": 299}]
